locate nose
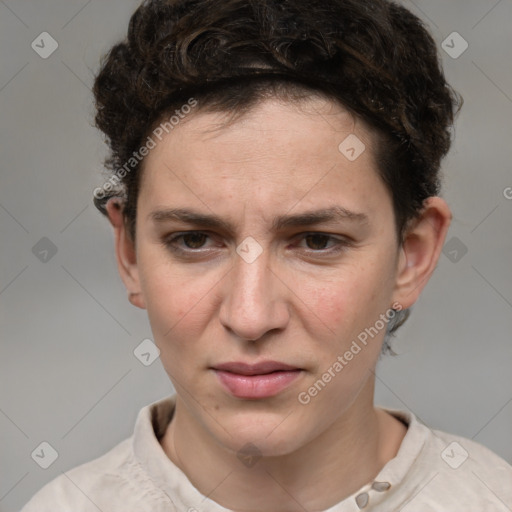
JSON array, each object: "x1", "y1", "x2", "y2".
[{"x1": 218, "y1": 243, "x2": 290, "y2": 342}]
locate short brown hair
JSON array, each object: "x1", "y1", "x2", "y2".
[{"x1": 92, "y1": 0, "x2": 462, "y2": 346}]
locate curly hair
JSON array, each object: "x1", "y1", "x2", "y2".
[{"x1": 92, "y1": 0, "x2": 462, "y2": 347}]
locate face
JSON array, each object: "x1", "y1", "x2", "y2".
[{"x1": 125, "y1": 97, "x2": 411, "y2": 456}]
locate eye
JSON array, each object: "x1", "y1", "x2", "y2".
[
  {"x1": 296, "y1": 233, "x2": 350, "y2": 254},
  {"x1": 164, "y1": 231, "x2": 213, "y2": 252},
  {"x1": 163, "y1": 231, "x2": 352, "y2": 258},
  {"x1": 177, "y1": 232, "x2": 209, "y2": 249},
  {"x1": 302, "y1": 233, "x2": 335, "y2": 250}
]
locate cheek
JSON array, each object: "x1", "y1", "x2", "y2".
[
  {"x1": 144, "y1": 281, "x2": 208, "y2": 341},
  {"x1": 136, "y1": 250, "x2": 208, "y2": 343},
  {"x1": 297, "y1": 263, "x2": 387, "y2": 334},
  {"x1": 293, "y1": 265, "x2": 396, "y2": 379},
  {"x1": 301, "y1": 282, "x2": 353, "y2": 329}
]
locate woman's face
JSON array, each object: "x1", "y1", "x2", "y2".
[{"x1": 129, "y1": 97, "x2": 410, "y2": 456}]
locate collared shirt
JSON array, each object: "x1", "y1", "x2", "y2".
[{"x1": 21, "y1": 394, "x2": 512, "y2": 511}]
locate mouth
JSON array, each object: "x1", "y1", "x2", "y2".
[{"x1": 211, "y1": 361, "x2": 303, "y2": 399}]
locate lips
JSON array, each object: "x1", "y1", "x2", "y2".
[
  {"x1": 213, "y1": 361, "x2": 301, "y2": 375},
  {"x1": 211, "y1": 361, "x2": 303, "y2": 399}
]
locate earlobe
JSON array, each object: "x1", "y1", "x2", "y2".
[
  {"x1": 105, "y1": 198, "x2": 146, "y2": 310},
  {"x1": 392, "y1": 197, "x2": 452, "y2": 309},
  {"x1": 128, "y1": 292, "x2": 146, "y2": 309}
]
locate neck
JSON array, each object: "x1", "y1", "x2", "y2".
[{"x1": 160, "y1": 377, "x2": 406, "y2": 511}]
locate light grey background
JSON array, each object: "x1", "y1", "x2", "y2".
[{"x1": 1, "y1": 1, "x2": 511, "y2": 511}]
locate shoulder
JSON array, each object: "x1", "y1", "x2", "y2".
[
  {"x1": 20, "y1": 396, "x2": 178, "y2": 512},
  {"x1": 394, "y1": 410, "x2": 512, "y2": 510},
  {"x1": 20, "y1": 438, "x2": 138, "y2": 512},
  {"x1": 20, "y1": 437, "x2": 174, "y2": 512},
  {"x1": 429, "y1": 427, "x2": 511, "y2": 494}
]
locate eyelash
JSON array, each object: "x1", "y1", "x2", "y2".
[{"x1": 163, "y1": 231, "x2": 352, "y2": 257}]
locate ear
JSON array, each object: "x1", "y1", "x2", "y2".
[
  {"x1": 105, "y1": 198, "x2": 146, "y2": 310},
  {"x1": 391, "y1": 196, "x2": 452, "y2": 309}
]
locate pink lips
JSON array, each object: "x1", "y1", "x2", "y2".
[{"x1": 212, "y1": 361, "x2": 303, "y2": 399}]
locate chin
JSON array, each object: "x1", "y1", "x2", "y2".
[{"x1": 210, "y1": 408, "x2": 310, "y2": 458}]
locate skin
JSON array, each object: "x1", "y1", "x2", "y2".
[{"x1": 106, "y1": 96, "x2": 452, "y2": 511}]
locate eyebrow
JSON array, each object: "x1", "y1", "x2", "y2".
[{"x1": 149, "y1": 206, "x2": 369, "y2": 232}]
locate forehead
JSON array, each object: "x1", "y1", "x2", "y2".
[
  {"x1": 137, "y1": 96, "x2": 391, "y2": 228},
  {"x1": 141, "y1": 96, "x2": 379, "y2": 177}
]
